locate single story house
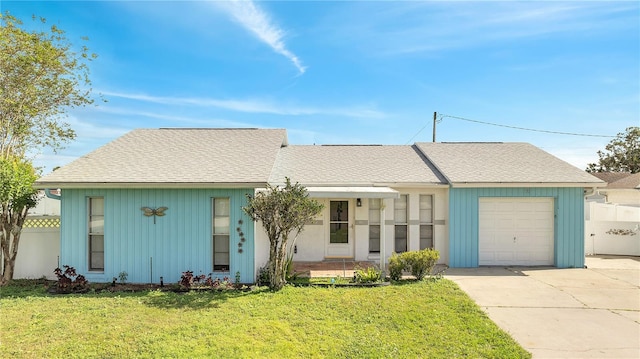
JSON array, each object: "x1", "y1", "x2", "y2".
[{"x1": 35, "y1": 128, "x2": 603, "y2": 283}]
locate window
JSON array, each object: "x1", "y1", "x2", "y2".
[
  {"x1": 419, "y1": 195, "x2": 434, "y2": 249},
  {"x1": 88, "y1": 197, "x2": 104, "y2": 271},
  {"x1": 394, "y1": 194, "x2": 408, "y2": 252},
  {"x1": 213, "y1": 198, "x2": 230, "y2": 271},
  {"x1": 368, "y1": 198, "x2": 381, "y2": 253}
]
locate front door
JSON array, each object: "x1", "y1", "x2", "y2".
[{"x1": 326, "y1": 200, "x2": 353, "y2": 258}]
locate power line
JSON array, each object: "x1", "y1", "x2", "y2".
[
  {"x1": 439, "y1": 113, "x2": 616, "y2": 138},
  {"x1": 405, "y1": 113, "x2": 443, "y2": 144},
  {"x1": 404, "y1": 122, "x2": 431, "y2": 145}
]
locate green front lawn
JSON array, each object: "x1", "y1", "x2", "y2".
[{"x1": 0, "y1": 279, "x2": 530, "y2": 358}]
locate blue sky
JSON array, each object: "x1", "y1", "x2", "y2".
[{"x1": 4, "y1": 1, "x2": 639, "y2": 173}]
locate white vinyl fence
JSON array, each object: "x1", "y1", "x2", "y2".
[
  {"x1": 585, "y1": 202, "x2": 640, "y2": 256},
  {"x1": 4, "y1": 216, "x2": 60, "y2": 280}
]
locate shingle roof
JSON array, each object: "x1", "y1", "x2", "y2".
[
  {"x1": 36, "y1": 128, "x2": 287, "y2": 188},
  {"x1": 415, "y1": 142, "x2": 604, "y2": 185},
  {"x1": 591, "y1": 172, "x2": 640, "y2": 189},
  {"x1": 36, "y1": 129, "x2": 605, "y2": 189},
  {"x1": 269, "y1": 145, "x2": 447, "y2": 186}
]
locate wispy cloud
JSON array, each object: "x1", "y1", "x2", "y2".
[
  {"x1": 326, "y1": 2, "x2": 638, "y2": 56},
  {"x1": 101, "y1": 90, "x2": 386, "y2": 119},
  {"x1": 215, "y1": 0, "x2": 306, "y2": 75},
  {"x1": 94, "y1": 106, "x2": 259, "y2": 128}
]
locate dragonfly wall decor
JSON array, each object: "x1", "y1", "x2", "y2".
[{"x1": 141, "y1": 206, "x2": 168, "y2": 224}]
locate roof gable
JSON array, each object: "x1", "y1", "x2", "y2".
[
  {"x1": 415, "y1": 142, "x2": 604, "y2": 186},
  {"x1": 36, "y1": 128, "x2": 287, "y2": 188}
]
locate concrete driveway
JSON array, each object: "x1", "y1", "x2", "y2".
[{"x1": 446, "y1": 255, "x2": 640, "y2": 358}]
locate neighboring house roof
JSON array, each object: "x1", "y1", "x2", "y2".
[
  {"x1": 35, "y1": 128, "x2": 288, "y2": 188},
  {"x1": 590, "y1": 172, "x2": 640, "y2": 189},
  {"x1": 415, "y1": 142, "x2": 604, "y2": 187},
  {"x1": 269, "y1": 145, "x2": 448, "y2": 186}
]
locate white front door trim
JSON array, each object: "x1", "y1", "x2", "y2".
[{"x1": 325, "y1": 199, "x2": 354, "y2": 258}]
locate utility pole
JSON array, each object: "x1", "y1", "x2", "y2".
[{"x1": 432, "y1": 111, "x2": 437, "y2": 142}]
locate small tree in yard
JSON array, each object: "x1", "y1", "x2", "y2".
[
  {"x1": 0, "y1": 156, "x2": 38, "y2": 283},
  {"x1": 0, "y1": 13, "x2": 98, "y2": 284},
  {"x1": 586, "y1": 126, "x2": 639, "y2": 173},
  {"x1": 243, "y1": 178, "x2": 323, "y2": 291}
]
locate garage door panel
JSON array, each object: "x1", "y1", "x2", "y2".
[
  {"x1": 527, "y1": 201, "x2": 553, "y2": 212},
  {"x1": 495, "y1": 232, "x2": 515, "y2": 246},
  {"x1": 516, "y1": 250, "x2": 553, "y2": 263},
  {"x1": 480, "y1": 250, "x2": 516, "y2": 263},
  {"x1": 479, "y1": 197, "x2": 554, "y2": 266},
  {"x1": 479, "y1": 251, "x2": 495, "y2": 262},
  {"x1": 496, "y1": 251, "x2": 517, "y2": 261}
]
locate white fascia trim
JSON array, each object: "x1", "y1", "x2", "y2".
[
  {"x1": 33, "y1": 182, "x2": 266, "y2": 189},
  {"x1": 268, "y1": 182, "x2": 448, "y2": 188},
  {"x1": 450, "y1": 182, "x2": 606, "y2": 188}
]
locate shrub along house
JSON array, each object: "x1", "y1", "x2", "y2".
[{"x1": 35, "y1": 128, "x2": 602, "y2": 283}]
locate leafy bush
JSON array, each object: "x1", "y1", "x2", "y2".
[
  {"x1": 388, "y1": 253, "x2": 406, "y2": 281},
  {"x1": 353, "y1": 265, "x2": 382, "y2": 283},
  {"x1": 179, "y1": 271, "x2": 236, "y2": 290},
  {"x1": 284, "y1": 253, "x2": 299, "y2": 281},
  {"x1": 403, "y1": 249, "x2": 440, "y2": 280},
  {"x1": 388, "y1": 249, "x2": 440, "y2": 281},
  {"x1": 179, "y1": 270, "x2": 195, "y2": 289},
  {"x1": 257, "y1": 258, "x2": 298, "y2": 286},
  {"x1": 256, "y1": 266, "x2": 270, "y2": 286},
  {"x1": 53, "y1": 265, "x2": 89, "y2": 293},
  {"x1": 118, "y1": 271, "x2": 128, "y2": 284}
]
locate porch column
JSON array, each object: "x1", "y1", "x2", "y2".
[{"x1": 380, "y1": 204, "x2": 386, "y2": 276}]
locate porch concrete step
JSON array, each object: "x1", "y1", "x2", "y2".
[{"x1": 293, "y1": 260, "x2": 377, "y2": 278}]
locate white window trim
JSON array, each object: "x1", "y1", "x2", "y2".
[
  {"x1": 419, "y1": 194, "x2": 434, "y2": 249},
  {"x1": 212, "y1": 197, "x2": 231, "y2": 272},
  {"x1": 88, "y1": 196, "x2": 104, "y2": 272},
  {"x1": 394, "y1": 194, "x2": 408, "y2": 253},
  {"x1": 368, "y1": 199, "x2": 381, "y2": 254}
]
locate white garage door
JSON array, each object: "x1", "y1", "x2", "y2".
[{"x1": 479, "y1": 197, "x2": 554, "y2": 266}]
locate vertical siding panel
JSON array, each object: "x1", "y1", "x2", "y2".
[
  {"x1": 558, "y1": 190, "x2": 567, "y2": 267},
  {"x1": 449, "y1": 189, "x2": 459, "y2": 267},
  {"x1": 567, "y1": 189, "x2": 576, "y2": 266},
  {"x1": 469, "y1": 189, "x2": 476, "y2": 266},
  {"x1": 461, "y1": 190, "x2": 469, "y2": 266},
  {"x1": 562, "y1": 189, "x2": 570, "y2": 267},
  {"x1": 575, "y1": 188, "x2": 585, "y2": 267},
  {"x1": 461, "y1": 189, "x2": 469, "y2": 267},
  {"x1": 462, "y1": 189, "x2": 470, "y2": 266},
  {"x1": 202, "y1": 189, "x2": 211, "y2": 274}
]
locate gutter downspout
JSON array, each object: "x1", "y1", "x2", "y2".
[
  {"x1": 44, "y1": 188, "x2": 61, "y2": 200},
  {"x1": 584, "y1": 187, "x2": 597, "y2": 197}
]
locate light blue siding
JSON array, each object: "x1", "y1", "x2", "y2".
[
  {"x1": 449, "y1": 187, "x2": 585, "y2": 268},
  {"x1": 60, "y1": 188, "x2": 255, "y2": 283}
]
